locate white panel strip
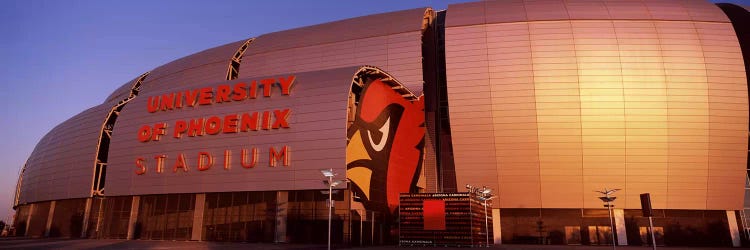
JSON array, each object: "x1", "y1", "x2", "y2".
[
  {"x1": 191, "y1": 194, "x2": 206, "y2": 241},
  {"x1": 727, "y1": 210, "x2": 741, "y2": 247},
  {"x1": 493, "y1": 208, "x2": 502, "y2": 244},
  {"x1": 614, "y1": 208, "x2": 627, "y2": 245},
  {"x1": 44, "y1": 201, "x2": 56, "y2": 237},
  {"x1": 127, "y1": 196, "x2": 140, "y2": 240}
]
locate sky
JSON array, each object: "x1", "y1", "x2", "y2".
[{"x1": 0, "y1": 0, "x2": 748, "y2": 224}]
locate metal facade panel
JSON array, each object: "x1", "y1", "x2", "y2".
[
  {"x1": 523, "y1": 0, "x2": 570, "y2": 21},
  {"x1": 603, "y1": 0, "x2": 650, "y2": 20},
  {"x1": 240, "y1": 9, "x2": 427, "y2": 95},
  {"x1": 106, "y1": 67, "x2": 358, "y2": 196},
  {"x1": 242, "y1": 31, "x2": 424, "y2": 95},
  {"x1": 566, "y1": 1, "x2": 610, "y2": 20},
  {"x1": 423, "y1": 114, "x2": 438, "y2": 192},
  {"x1": 447, "y1": 0, "x2": 730, "y2": 25},
  {"x1": 141, "y1": 39, "x2": 248, "y2": 92},
  {"x1": 385, "y1": 31, "x2": 424, "y2": 93},
  {"x1": 19, "y1": 104, "x2": 111, "y2": 204},
  {"x1": 446, "y1": 1, "x2": 486, "y2": 27},
  {"x1": 445, "y1": 0, "x2": 747, "y2": 210},
  {"x1": 485, "y1": 0, "x2": 526, "y2": 24},
  {"x1": 245, "y1": 8, "x2": 426, "y2": 54},
  {"x1": 444, "y1": 21, "x2": 502, "y2": 206}
]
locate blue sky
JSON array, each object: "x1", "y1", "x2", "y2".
[{"x1": 0, "y1": 0, "x2": 747, "y2": 223}]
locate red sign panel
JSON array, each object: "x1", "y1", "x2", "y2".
[{"x1": 423, "y1": 199, "x2": 446, "y2": 230}]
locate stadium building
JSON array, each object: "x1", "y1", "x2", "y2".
[{"x1": 11, "y1": 0, "x2": 750, "y2": 247}]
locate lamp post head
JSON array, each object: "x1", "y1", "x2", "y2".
[
  {"x1": 598, "y1": 196, "x2": 616, "y2": 202},
  {"x1": 323, "y1": 179, "x2": 343, "y2": 186},
  {"x1": 320, "y1": 169, "x2": 336, "y2": 177},
  {"x1": 479, "y1": 196, "x2": 495, "y2": 201},
  {"x1": 595, "y1": 188, "x2": 620, "y2": 195}
]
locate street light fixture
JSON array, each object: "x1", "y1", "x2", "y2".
[
  {"x1": 321, "y1": 169, "x2": 335, "y2": 177},
  {"x1": 479, "y1": 195, "x2": 494, "y2": 247},
  {"x1": 467, "y1": 184, "x2": 494, "y2": 247},
  {"x1": 596, "y1": 188, "x2": 620, "y2": 250},
  {"x1": 320, "y1": 169, "x2": 341, "y2": 250}
]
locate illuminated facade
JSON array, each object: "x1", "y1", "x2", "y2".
[
  {"x1": 12, "y1": 0, "x2": 750, "y2": 247},
  {"x1": 445, "y1": 0, "x2": 748, "y2": 246}
]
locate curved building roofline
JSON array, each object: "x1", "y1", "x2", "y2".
[
  {"x1": 446, "y1": 0, "x2": 730, "y2": 27},
  {"x1": 248, "y1": 7, "x2": 431, "y2": 55},
  {"x1": 353, "y1": 65, "x2": 420, "y2": 101}
]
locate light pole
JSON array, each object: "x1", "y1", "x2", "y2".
[
  {"x1": 596, "y1": 188, "x2": 620, "y2": 250},
  {"x1": 480, "y1": 192, "x2": 494, "y2": 247},
  {"x1": 321, "y1": 169, "x2": 342, "y2": 250},
  {"x1": 466, "y1": 184, "x2": 494, "y2": 247}
]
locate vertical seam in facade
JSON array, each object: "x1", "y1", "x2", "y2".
[
  {"x1": 691, "y1": 20, "x2": 711, "y2": 210},
  {"x1": 563, "y1": 0, "x2": 589, "y2": 210},
  {"x1": 604, "y1": 0, "x2": 627, "y2": 209},
  {"x1": 520, "y1": 2, "x2": 543, "y2": 210},
  {"x1": 652, "y1": 13, "x2": 671, "y2": 209},
  {"x1": 569, "y1": 19, "x2": 585, "y2": 209},
  {"x1": 386, "y1": 24, "x2": 391, "y2": 76},
  {"x1": 482, "y1": 1, "x2": 500, "y2": 208},
  {"x1": 614, "y1": 20, "x2": 627, "y2": 207},
  {"x1": 560, "y1": 0, "x2": 584, "y2": 209}
]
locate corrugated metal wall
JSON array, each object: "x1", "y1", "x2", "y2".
[
  {"x1": 240, "y1": 8, "x2": 430, "y2": 95},
  {"x1": 105, "y1": 67, "x2": 355, "y2": 195},
  {"x1": 19, "y1": 105, "x2": 110, "y2": 204},
  {"x1": 17, "y1": 7, "x2": 432, "y2": 203},
  {"x1": 140, "y1": 39, "x2": 249, "y2": 93},
  {"x1": 445, "y1": 0, "x2": 747, "y2": 210}
]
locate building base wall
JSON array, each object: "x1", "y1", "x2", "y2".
[
  {"x1": 499, "y1": 208, "x2": 735, "y2": 247},
  {"x1": 16, "y1": 195, "x2": 737, "y2": 247},
  {"x1": 48, "y1": 199, "x2": 86, "y2": 238},
  {"x1": 12, "y1": 190, "x2": 369, "y2": 245}
]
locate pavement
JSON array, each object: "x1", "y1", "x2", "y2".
[{"x1": 0, "y1": 238, "x2": 741, "y2": 250}]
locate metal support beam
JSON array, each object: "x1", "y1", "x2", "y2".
[
  {"x1": 24, "y1": 203, "x2": 34, "y2": 236},
  {"x1": 94, "y1": 198, "x2": 104, "y2": 238},
  {"x1": 191, "y1": 193, "x2": 206, "y2": 241},
  {"x1": 91, "y1": 72, "x2": 148, "y2": 199},
  {"x1": 728, "y1": 210, "x2": 741, "y2": 247},
  {"x1": 44, "y1": 201, "x2": 56, "y2": 237},
  {"x1": 614, "y1": 209, "x2": 627, "y2": 246},
  {"x1": 371, "y1": 211, "x2": 376, "y2": 244},
  {"x1": 126, "y1": 196, "x2": 140, "y2": 240},
  {"x1": 226, "y1": 38, "x2": 253, "y2": 80},
  {"x1": 80, "y1": 198, "x2": 92, "y2": 238},
  {"x1": 492, "y1": 208, "x2": 502, "y2": 244},
  {"x1": 275, "y1": 191, "x2": 289, "y2": 243}
]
